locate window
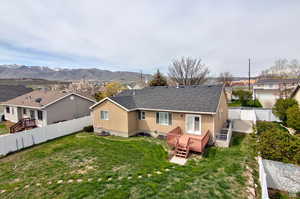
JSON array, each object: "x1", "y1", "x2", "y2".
[
  {"x1": 137, "y1": 111, "x2": 145, "y2": 120},
  {"x1": 11, "y1": 107, "x2": 14, "y2": 115},
  {"x1": 156, "y1": 112, "x2": 172, "y2": 125},
  {"x1": 37, "y1": 111, "x2": 43, "y2": 120},
  {"x1": 23, "y1": 108, "x2": 27, "y2": 115},
  {"x1": 30, "y1": 110, "x2": 35, "y2": 119},
  {"x1": 6, "y1": 106, "x2": 10, "y2": 114},
  {"x1": 100, "y1": 111, "x2": 109, "y2": 120}
]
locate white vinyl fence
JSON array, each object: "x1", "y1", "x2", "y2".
[
  {"x1": 258, "y1": 157, "x2": 300, "y2": 199},
  {"x1": 258, "y1": 157, "x2": 270, "y2": 199},
  {"x1": 262, "y1": 159, "x2": 300, "y2": 194},
  {"x1": 0, "y1": 116, "x2": 91, "y2": 156},
  {"x1": 229, "y1": 108, "x2": 280, "y2": 122}
]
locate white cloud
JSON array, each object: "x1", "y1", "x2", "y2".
[{"x1": 0, "y1": 0, "x2": 300, "y2": 76}]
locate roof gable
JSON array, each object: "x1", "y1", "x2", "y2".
[{"x1": 1, "y1": 90, "x2": 95, "y2": 109}]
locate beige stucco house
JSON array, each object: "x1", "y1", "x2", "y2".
[
  {"x1": 291, "y1": 85, "x2": 300, "y2": 105},
  {"x1": 90, "y1": 85, "x2": 228, "y2": 142},
  {"x1": 1, "y1": 90, "x2": 95, "y2": 127}
]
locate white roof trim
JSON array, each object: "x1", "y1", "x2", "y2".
[
  {"x1": 89, "y1": 97, "x2": 130, "y2": 111},
  {"x1": 129, "y1": 108, "x2": 215, "y2": 115},
  {"x1": 0, "y1": 104, "x2": 42, "y2": 110},
  {"x1": 215, "y1": 84, "x2": 226, "y2": 113}
]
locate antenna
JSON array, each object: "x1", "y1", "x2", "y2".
[{"x1": 248, "y1": 58, "x2": 251, "y2": 91}]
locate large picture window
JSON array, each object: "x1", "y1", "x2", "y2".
[
  {"x1": 156, "y1": 112, "x2": 172, "y2": 125},
  {"x1": 100, "y1": 111, "x2": 109, "y2": 120}
]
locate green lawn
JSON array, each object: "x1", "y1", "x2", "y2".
[
  {"x1": 0, "y1": 132, "x2": 256, "y2": 199},
  {"x1": 0, "y1": 122, "x2": 8, "y2": 135}
]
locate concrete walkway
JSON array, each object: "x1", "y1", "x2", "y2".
[{"x1": 232, "y1": 120, "x2": 253, "y2": 133}]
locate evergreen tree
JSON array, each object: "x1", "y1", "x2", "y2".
[{"x1": 148, "y1": 69, "x2": 168, "y2": 86}]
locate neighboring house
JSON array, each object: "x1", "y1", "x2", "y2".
[
  {"x1": 0, "y1": 85, "x2": 33, "y2": 113},
  {"x1": 90, "y1": 84, "x2": 228, "y2": 143},
  {"x1": 1, "y1": 90, "x2": 95, "y2": 127},
  {"x1": 291, "y1": 85, "x2": 300, "y2": 105},
  {"x1": 253, "y1": 79, "x2": 299, "y2": 108}
]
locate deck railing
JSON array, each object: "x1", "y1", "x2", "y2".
[
  {"x1": 166, "y1": 126, "x2": 182, "y2": 147},
  {"x1": 215, "y1": 120, "x2": 232, "y2": 147},
  {"x1": 10, "y1": 118, "x2": 36, "y2": 133}
]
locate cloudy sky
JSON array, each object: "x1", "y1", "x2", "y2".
[{"x1": 0, "y1": 0, "x2": 299, "y2": 76}]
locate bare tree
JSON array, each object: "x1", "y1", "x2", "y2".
[
  {"x1": 168, "y1": 57, "x2": 209, "y2": 85},
  {"x1": 218, "y1": 72, "x2": 233, "y2": 86}
]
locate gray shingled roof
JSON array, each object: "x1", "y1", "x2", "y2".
[{"x1": 109, "y1": 84, "x2": 224, "y2": 113}]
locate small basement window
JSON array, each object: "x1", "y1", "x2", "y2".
[
  {"x1": 37, "y1": 111, "x2": 43, "y2": 121},
  {"x1": 100, "y1": 111, "x2": 109, "y2": 120},
  {"x1": 6, "y1": 106, "x2": 10, "y2": 114},
  {"x1": 137, "y1": 111, "x2": 145, "y2": 120}
]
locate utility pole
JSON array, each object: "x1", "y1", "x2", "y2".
[
  {"x1": 248, "y1": 58, "x2": 251, "y2": 91},
  {"x1": 140, "y1": 70, "x2": 143, "y2": 82}
]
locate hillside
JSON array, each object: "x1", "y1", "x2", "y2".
[{"x1": 0, "y1": 65, "x2": 151, "y2": 82}]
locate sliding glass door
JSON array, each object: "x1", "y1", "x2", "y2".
[{"x1": 186, "y1": 114, "x2": 201, "y2": 135}]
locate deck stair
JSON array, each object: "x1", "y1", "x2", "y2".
[
  {"x1": 167, "y1": 126, "x2": 211, "y2": 160},
  {"x1": 175, "y1": 146, "x2": 190, "y2": 158}
]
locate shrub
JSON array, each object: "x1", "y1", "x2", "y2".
[
  {"x1": 273, "y1": 98, "x2": 298, "y2": 124},
  {"x1": 246, "y1": 99, "x2": 262, "y2": 108},
  {"x1": 255, "y1": 121, "x2": 300, "y2": 165},
  {"x1": 286, "y1": 105, "x2": 300, "y2": 130},
  {"x1": 232, "y1": 89, "x2": 252, "y2": 106},
  {"x1": 256, "y1": 121, "x2": 284, "y2": 134},
  {"x1": 83, "y1": 125, "x2": 94, "y2": 132},
  {"x1": 258, "y1": 128, "x2": 300, "y2": 165}
]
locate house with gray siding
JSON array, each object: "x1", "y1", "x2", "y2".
[{"x1": 1, "y1": 90, "x2": 95, "y2": 127}]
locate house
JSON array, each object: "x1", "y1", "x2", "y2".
[
  {"x1": 1, "y1": 90, "x2": 95, "y2": 129},
  {"x1": 0, "y1": 85, "x2": 33, "y2": 113},
  {"x1": 291, "y1": 85, "x2": 300, "y2": 105},
  {"x1": 90, "y1": 85, "x2": 228, "y2": 146},
  {"x1": 253, "y1": 79, "x2": 299, "y2": 108}
]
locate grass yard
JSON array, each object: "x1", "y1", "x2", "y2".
[
  {"x1": 0, "y1": 132, "x2": 256, "y2": 199},
  {"x1": 0, "y1": 122, "x2": 9, "y2": 135}
]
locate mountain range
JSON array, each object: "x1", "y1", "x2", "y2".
[{"x1": 0, "y1": 64, "x2": 151, "y2": 82}]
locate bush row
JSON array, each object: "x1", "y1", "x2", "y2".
[{"x1": 252, "y1": 121, "x2": 300, "y2": 165}]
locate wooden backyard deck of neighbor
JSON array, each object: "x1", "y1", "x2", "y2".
[{"x1": 0, "y1": 132, "x2": 258, "y2": 199}]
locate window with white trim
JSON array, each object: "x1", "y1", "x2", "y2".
[
  {"x1": 137, "y1": 111, "x2": 145, "y2": 120},
  {"x1": 156, "y1": 112, "x2": 172, "y2": 125},
  {"x1": 23, "y1": 108, "x2": 27, "y2": 115},
  {"x1": 100, "y1": 111, "x2": 109, "y2": 120}
]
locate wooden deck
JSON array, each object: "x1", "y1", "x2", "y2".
[
  {"x1": 10, "y1": 118, "x2": 37, "y2": 133},
  {"x1": 167, "y1": 127, "x2": 210, "y2": 159}
]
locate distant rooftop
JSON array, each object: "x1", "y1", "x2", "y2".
[
  {"x1": 256, "y1": 78, "x2": 300, "y2": 85},
  {"x1": 0, "y1": 85, "x2": 33, "y2": 103},
  {"x1": 1, "y1": 90, "x2": 70, "y2": 108}
]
